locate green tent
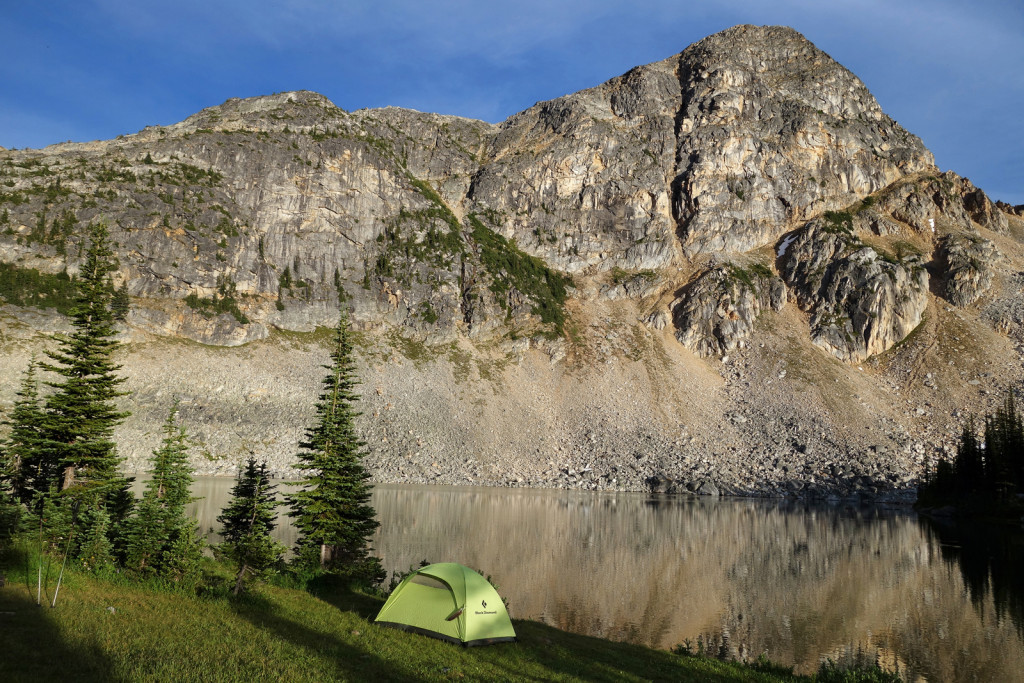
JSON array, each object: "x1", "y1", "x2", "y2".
[{"x1": 374, "y1": 562, "x2": 517, "y2": 646}]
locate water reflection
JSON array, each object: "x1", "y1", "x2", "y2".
[
  {"x1": 920, "y1": 516, "x2": 1024, "y2": 634},
  {"x1": 180, "y1": 479, "x2": 1024, "y2": 680}
]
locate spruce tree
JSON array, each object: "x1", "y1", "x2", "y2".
[
  {"x1": 111, "y1": 282, "x2": 130, "y2": 322},
  {"x1": 161, "y1": 525, "x2": 204, "y2": 588},
  {"x1": 954, "y1": 419, "x2": 984, "y2": 497},
  {"x1": 218, "y1": 456, "x2": 284, "y2": 594},
  {"x1": 0, "y1": 439, "x2": 20, "y2": 542},
  {"x1": 124, "y1": 402, "x2": 200, "y2": 576},
  {"x1": 2, "y1": 358, "x2": 48, "y2": 505},
  {"x1": 919, "y1": 392, "x2": 1024, "y2": 516},
  {"x1": 39, "y1": 221, "x2": 130, "y2": 512},
  {"x1": 76, "y1": 505, "x2": 114, "y2": 571},
  {"x1": 287, "y1": 312, "x2": 381, "y2": 580}
]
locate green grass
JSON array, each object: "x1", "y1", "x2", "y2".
[
  {"x1": 822, "y1": 211, "x2": 854, "y2": 235},
  {"x1": 0, "y1": 545, "x2": 810, "y2": 683}
]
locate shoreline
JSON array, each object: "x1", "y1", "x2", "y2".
[{"x1": 141, "y1": 469, "x2": 919, "y2": 506}]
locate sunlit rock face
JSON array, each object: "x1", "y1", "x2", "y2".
[
  {"x1": 1, "y1": 25, "x2": 1022, "y2": 495},
  {"x1": 0, "y1": 25, "x2": 937, "y2": 347},
  {"x1": 671, "y1": 25, "x2": 933, "y2": 256},
  {"x1": 672, "y1": 264, "x2": 786, "y2": 358},
  {"x1": 779, "y1": 218, "x2": 929, "y2": 363}
]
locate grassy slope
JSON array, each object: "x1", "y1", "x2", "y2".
[{"x1": 0, "y1": 549, "x2": 803, "y2": 683}]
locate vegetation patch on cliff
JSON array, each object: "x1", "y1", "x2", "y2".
[
  {"x1": 0, "y1": 263, "x2": 77, "y2": 314},
  {"x1": 184, "y1": 276, "x2": 250, "y2": 325},
  {"x1": 469, "y1": 214, "x2": 572, "y2": 337},
  {"x1": 373, "y1": 207, "x2": 465, "y2": 287}
]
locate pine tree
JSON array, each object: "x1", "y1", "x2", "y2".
[
  {"x1": 287, "y1": 312, "x2": 381, "y2": 580},
  {"x1": 218, "y1": 456, "x2": 284, "y2": 594},
  {"x1": 2, "y1": 358, "x2": 48, "y2": 505},
  {"x1": 124, "y1": 402, "x2": 200, "y2": 575},
  {"x1": 0, "y1": 489, "x2": 19, "y2": 544},
  {"x1": 954, "y1": 419, "x2": 984, "y2": 497},
  {"x1": 918, "y1": 392, "x2": 1024, "y2": 517},
  {"x1": 76, "y1": 505, "x2": 114, "y2": 572},
  {"x1": 111, "y1": 282, "x2": 130, "y2": 322},
  {"x1": 982, "y1": 394, "x2": 1023, "y2": 501},
  {"x1": 38, "y1": 221, "x2": 130, "y2": 513},
  {"x1": 0, "y1": 438, "x2": 20, "y2": 542},
  {"x1": 162, "y1": 522, "x2": 205, "y2": 589}
]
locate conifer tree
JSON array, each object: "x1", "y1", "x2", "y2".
[
  {"x1": 0, "y1": 488, "x2": 19, "y2": 543},
  {"x1": 919, "y1": 392, "x2": 1024, "y2": 514},
  {"x1": 2, "y1": 358, "x2": 48, "y2": 505},
  {"x1": 954, "y1": 419, "x2": 984, "y2": 497},
  {"x1": 124, "y1": 402, "x2": 200, "y2": 575},
  {"x1": 218, "y1": 456, "x2": 284, "y2": 594},
  {"x1": 76, "y1": 505, "x2": 114, "y2": 571},
  {"x1": 162, "y1": 525, "x2": 205, "y2": 588},
  {"x1": 287, "y1": 312, "x2": 381, "y2": 580},
  {"x1": 0, "y1": 439, "x2": 20, "y2": 542},
  {"x1": 111, "y1": 282, "x2": 130, "y2": 322},
  {"x1": 39, "y1": 221, "x2": 130, "y2": 516}
]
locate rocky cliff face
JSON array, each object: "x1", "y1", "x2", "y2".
[
  {"x1": 1, "y1": 25, "x2": 1022, "y2": 500},
  {"x1": 672, "y1": 263, "x2": 786, "y2": 357},
  {"x1": 672, "y1": 25, "x2": 933, "y2": 255},
  {"x1": 779, "y1": 217, "x2": 929, "y2": 363}
]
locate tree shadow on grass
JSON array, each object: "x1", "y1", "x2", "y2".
[
  {"x1": 303, "y1": 574, "x2": 386, "y2": 619},
  {"x1": 235, "y1": 578, "x2": 789, "y2": 682},
  {"x1": 228, "y1": 591, "x2": 423, "y2": 682},
  {"x1": 480, "y1": 620, "x2": 794, "y2": 683},
  {"x1": 0, "y1": 547, "x2": 119, "y2": 682}
]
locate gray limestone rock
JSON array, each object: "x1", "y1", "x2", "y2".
[
  {"x1": 672, "y1": 25, "x2": 933, "y2": 255},
  {"x1": 0, "y1": 24, "x2": 1019, "y2": 499},
  {"x1": 672, "y1": 263, "x2": 786, "y2": 357},
  {"x1": 941, "y1": 234, "x2": 997, "y2": 307},
  {"x1": 780, "y1": 218, "x2": 929, "y2": 362}
]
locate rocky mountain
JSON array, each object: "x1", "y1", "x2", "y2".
[{"x1": 2, "y1": 25, "x2": 1022, "y2": 501}]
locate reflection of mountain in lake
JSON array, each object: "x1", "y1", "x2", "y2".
[
  {"x1": 370, "y1": 487, "x2": 1024, "y2": 680},
  {"x1": 181, "y1": 479, "x2": 1024, "y2": 680}
]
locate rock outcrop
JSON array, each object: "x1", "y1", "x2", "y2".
[
  {"x1": 858, "y1": 171, "x2": 1007, "y2": 236},
  {"x1": 779, "y1": 216, "x2": 929, "y2": 362},
  {"x1": 672, "y1": 25, "x2": 933, "y2": 255},
  {"x1": 672, "y1": 263, "x2": 786, "y2": 357},
  {"x1": 941, "y1": 234, "x2": 997, "y2": 307}
]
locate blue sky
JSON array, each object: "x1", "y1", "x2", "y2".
[{"x1": 2, "y1": 0, "x2": 1022, "y2": 203}]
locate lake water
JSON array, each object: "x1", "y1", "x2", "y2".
[{"x1": 181, "y1": 478, "x2": 1024, "y2": 681}]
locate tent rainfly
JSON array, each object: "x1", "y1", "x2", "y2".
[{"x1": 374, "y1": 562, "x2": 516, "y2": 646}]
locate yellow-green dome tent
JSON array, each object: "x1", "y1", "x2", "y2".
[{"x1": 374, "y1": 562, "x2": 516, "y2": 646}]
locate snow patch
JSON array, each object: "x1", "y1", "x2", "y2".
[{"x1": 777, "y1": 233, "x2": 797, "y2": 258}]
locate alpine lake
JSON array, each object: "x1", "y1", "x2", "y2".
[{"x1": 176, "y1": 478, "x2": 1024, "y2": 681}]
